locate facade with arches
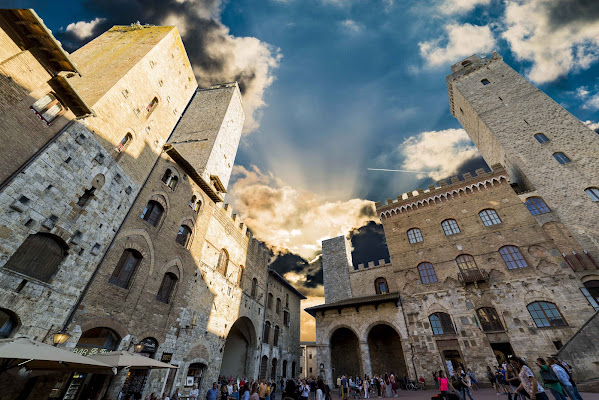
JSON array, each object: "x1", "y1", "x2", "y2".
[{"x1": 311, "y1": 165, "x2": 598, "y2": 387}]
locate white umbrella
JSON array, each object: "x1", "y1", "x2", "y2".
[
  {"x1": 0, "y1": 337, "x2": 115, "y2": 374},
  {"x1": 89, "y1": 351, "x2": 178, "y2": 370}
]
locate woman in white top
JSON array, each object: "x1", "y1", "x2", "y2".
[
  {"x1": 316, "y1": 379, "x2": 326, "y2": 400},
  {"x1": 363, "y1": 376, "x2": 369, "y2": 398},
  {"x1": 510, "y1": 356, "x2": 549, "y2": 400}
]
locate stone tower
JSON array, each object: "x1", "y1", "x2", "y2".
[
  {"x1": 163, "y1": 82, "x2": 244, "y2": 201},
  {"x1": 446, "y1": 52, "x2": 599, "y2": 260},
  {"x1": 322, "y1": 235, "x2": 353, "y2": 303}
]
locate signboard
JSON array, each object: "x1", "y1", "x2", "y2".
[
  {"x1": 161, "y1": 353, "x2": 173, "y2": 363},
  {"x1": 140, "y1": 337, "x2": 158, "y2": 354},
  {"x1": 72, "y1": 347, "x2": 111, "y2": 356}
]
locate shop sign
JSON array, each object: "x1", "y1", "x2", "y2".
[
  {"x1": 72, "y1": 346, "x2": 111, "y2": 356},
  {"x1": 161, "y1": 353, "x2": 173, "y2": 363},
  {"x1": 140, "y1": 337, "x2": 158, "y2": 354}
]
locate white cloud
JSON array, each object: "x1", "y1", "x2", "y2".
[
  {"x1": 438, "y1": 0, "x2": 490, "y2": 15},
  {"x1": 419, "y1": 23, "x2": 495, "y2": 67},
  {"x1": 575, "y1": 86, "x2": 599, "y2": 110},
  {"x1": 340, "y1": 19, "x2": 363, "y2": 34},
  {"x1": 65, "y1": 18, "x2": 106, "y2": 40},
  {"x1": 501, "y1": 0, "x2": 599, "y2": 83},
  {"x1": 576, "y1": 86, "x2": 590, "y2": 99},
  {"x1": 584, "y1": 120, "x2": 599, "y2": 131},
  {"x1": 227, "y1": 165, "x2": 377, "y2": 259},
  {"x1": 400, "y1": 128, "x2": 481, "y2": 181}
]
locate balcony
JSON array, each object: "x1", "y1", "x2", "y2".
[{"x1": 458, "y1": 268, "x2": 489, "y2": 285}]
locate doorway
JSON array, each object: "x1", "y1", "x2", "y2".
[{"x1": 490, "y1": 342, "x2": 514, "y2": 366}]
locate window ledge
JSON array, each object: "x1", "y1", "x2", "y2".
[{"x1": 0, "y1": 267, "x2": 54, "y2": 288}]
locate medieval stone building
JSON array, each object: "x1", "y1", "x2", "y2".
[
  {"x1": 0, "y1": 9, "x2": 303, "y2": 400},
  {"x1": 309, "y1": 54, "x2": 599, "y2": 387}
]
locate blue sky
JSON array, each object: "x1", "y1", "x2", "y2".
[{"x1": 15, "y1": 0, "x2": 599, "y2": 337}]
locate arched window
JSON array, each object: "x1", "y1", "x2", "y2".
[
  {"x1": 581, "y1": 280, "x2": 599, "y2": 311},
  {"x1": 118, "y1": 133, "x2": 133, "y2": 152},
  {"x1": 441, "y1": 219, "x2": 460, "y2": 235},
  {"x1": 273, "y1": 326, "x2": 280, "y2": 346},
  {"x1": 417, "y1": 262, "x2": 437, "y2": 284},
  {"x1": 282, "y1": 360, "x2": 287, "y2": 378},
  {"x1": 147, "y1": 97, "x2": 159, "y2": 115},
  {"x1": 499, "y1": 246, "x2": 528, "y2": 269},
  {"x1": 374, "y1": 277, "x2": 388, "y2": 294},
  {"x1": 524, "y1": 197, "x2": 550, "y2": 215},
  {"x1": 189, "y1": 196, "x2": 197, "y2": 209},
  {"x1": 271, "y1": 358, "x2": 278, "y2": 379},
  {"x1": 527, "y1": 302, "x2": 566, "y2": 327},
  {"x1": 251, "y1": 278, "x2": 258, "y2": 298},
  {"x1": 77, "y1": 327, "x2": 120, "y2": 352},
  {"x1": 109, "y1": 249, "x2": 142, "y2": 288},
  {"x1": 156, "y1": 272, "x2": 178, "y2": 303},
  {"x1": 407, "y1": 228, "x2": 423, "y2": 244},
  {"x1": 4, "y1": 233, "x2": 68, "y2": 282},
  {"x1": 456, "y1": 254, "x2": 478, "y2": 271},
  {"x1": 534, "y1": 133, "x2": 549, "y2": 143},
  {"x1": 168, "y1": 175, "x2": 178, "y2": 190},
  {"x1": 476, "y1": 307, "x2": 504, "y2": 332},
  {"x1": 141, "y1": 200, "x2": 164, "y2": 226},
  {"x1": 479, "y1": 209, "x2": 502, "y2": 226},
  {"x1": 217, "y1": 249, "x2": 229, "y2": 275},
  {"x1": 268, "y1": 293, "x2": 274, "y2": 310},
  {"x1": 429, "y1": 312, "x2": 455, "y2": 335},
  {"x1": 161, "y1": 169, "x2": 172, "y2": 184},
  {"x1": 0, "y1": 309, "x2": 18, "y2": 339},
  {"x1": 553, "y1": 152, "x2": 571, "y2": 164},
  {"x1": 481, "y1": 78, "x2": 490, "y2": 85},
  {"x1": 276, "y1": 298, "x2": 281, "y2": 314},
  {"x1": 176, "y1": 225, "x2": 192, "y2": 247},
  {"x1": 263, "y1": 321, "x2": 271, "y2": 344},
  {"x1": 585, "y1": 187, "x2": 599, "y2": 202},
  {"x1": 238, "y1": 265, "x2": 245, "y2": 288},
  {"x1": 193, "y1": 197, "x2": 202, "y2": 212}
]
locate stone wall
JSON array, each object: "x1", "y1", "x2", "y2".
[
  {"x1": 322, "y1": 236, "x2": 353, "y2": 304},
  {"x1": 557, "y1": 311, "x2": 599, "y2": 388}
]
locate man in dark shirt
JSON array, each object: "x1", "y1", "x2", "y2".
[{"x1": 206, "y1": 383, "x2": 219, "y2": 400}]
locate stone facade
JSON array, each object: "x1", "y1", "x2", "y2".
[
  {"x1": 0, "y1": 14, "x2": 304, "y2": 400},
  {"x1": 446, "y1": 52, "x2": 599, "y2": 264},
  {"x1": 300, "y1": 342, "x2": 318, "y2": 378},
  {"x1": 309, "y1": 166, "x2": 598, "y2": 388}
]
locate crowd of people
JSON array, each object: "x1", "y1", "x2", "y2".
[{"x1": 335, "y1": 373, "x2": 426, "y2": 399}]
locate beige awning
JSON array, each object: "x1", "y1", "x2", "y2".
[
  {"x1": 0, "y1": 337, "x2": 115, "y2": 374},
  {"x1": 89, "y1": 351, "x2": 178, "y2": 370}
]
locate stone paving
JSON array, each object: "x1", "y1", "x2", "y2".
[{"x1": 325, "y1": 388, "x2": 599, "y2": 400}]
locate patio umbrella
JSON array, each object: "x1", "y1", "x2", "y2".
[
  {"x1": 89, "y1": 351, "x2": 178, "y2": 370},
  {"x1": 0, "y1": 337, "x2": 115, "y2": 374}
]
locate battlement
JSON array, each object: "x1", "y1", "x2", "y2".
[
  {"x1": 446, "y1": 52, "x2": 502, "y2": 117},
  {"x1": 350, "y1": 259, "x2": 391, "y2": 272},
  {"x1": 376, "y1": 164, "x2": 508, "y2": 219}
]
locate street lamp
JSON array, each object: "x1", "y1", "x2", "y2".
[{"x1": 52, "y1": 331, "x2": 71, "y2": 347}]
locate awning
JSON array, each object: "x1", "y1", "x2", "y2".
[
  {"x1": 89, "y1": 351, "x2": 178, "y2": 370},
  {"x1": 0, "y1": 337, "x2": 115, "y2": 374}
]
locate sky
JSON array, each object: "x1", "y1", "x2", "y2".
[{"x1": 15, "y1": 0, "x2": 599, "y2": 341}]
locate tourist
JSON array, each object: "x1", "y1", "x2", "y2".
[
  {"x1": 272, "y1": 382, "x2": 277, "y2": 400},
  {"x1": 208, "y1": 383, "x2": 220, "y2": 400},
  {"x1": 242, "y1": 383, "x2": 251, "y2": 400},
  {"x1": 222, "y1": 381, "x2": 230, "y2": 400},
  {"x1": 190, "y1": 386, "x2": 200, "y2": 400},
  {"x1": 341, "y1": 375, "x2": 349, "y2": 399},
  {"x1": 536, "y1": 358, "x2": 565, "y2": 400},
  {"x1": 385, "y1": 375, "x2": 392, "y2": 397},
  {"x1": 438, "y1": 370, "x2": 451, "y2": 400},
  {"x1": 496, "y1": 367, "x2": 509, "y2": 394},
  {"x1": 259, "y1": 381, "x2": 268, "y2": 400},
  {"x1": 548, "y1": 357, "x2": 583, "y2": 400},
  {"x1": 161, "y1": 393, "x2": 170, "y2": 400},
  {"x1": 363, "y1": 375, "x2": 370, "y2": 398},
  {"x1": 230, "y1": 384, "x2": 240, "y2": 400},
  {"x1": 505, "y1": 364, "x2": 525, "y2": 400},
  {"x1": 450, "y1": 374, "x2": 464, "y2": 400},
  {"x1": 434, "y1": 371, "x2": 439, "y2": 390},
  {"x1": 251, "y1": 383, "x2": 260, "y2": 400},
  {"x1": 310, "y1": 379, "x2": 317, "y2": 400},
  {"x1": 300, "y1": 379, "x2": 310, "y2": 400},
  {"x1": 266, "y1": 383, "x2": 272, "y2": 400},
  {"x1": 486, "y1": 366, "x2": 498, "y2": 394},
  {"x1": 316, "y1": 379, "x2": 326, "y2": 400},
  {"x1": 146, "y1": 393, "x2": 158, "y2": 400},
  {"x1": 419, "y1": 376, "x2": 425, "y2": 390},
  {"x1": 466, "y1": 369, "x2": 478, "y2": 391},
  {"x1": 460, "y1": 373, "x2": 474, "y2": 400},
  {"x1": 509, "y1": 356, "x2": 549, "y2": 400}
]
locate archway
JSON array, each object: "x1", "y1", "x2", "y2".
[
  {"x1": 330, "y1": 327, "x2": 361, "y2": 378},
  {"x1": 220, "y1": 317, "x2": 257, "y2": 378},
  {"x1": 367, "y1": 324, "x2": 407, "y2": 376},
  {"x1": 260, "y1": 356, "x2": 269, "y2": 380}
]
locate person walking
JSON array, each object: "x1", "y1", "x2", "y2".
[
  {"x1": 250, "y1": 383, "x2": 260, "y2": 400},
  {"x1": 548, "y1": 357, "x2": 583, "y2": 400},
  {"x1": 487, "y1": 366, "x2": 499, "y2": 394},
  {"x1": 509, "y1": 356, "x2": 549, "y2": 400},
  {"x1": 230, "y1": 385, "x2": 240, "y2": 400},
  {"x1": 438, "y1": 370, "x2": 451, "y2": 400},
  {"x1": 505, "y1": 364, "x2": 524, "y2": 400},
  {"x1": 536, "y1": 359, "x2": 565, "y2": 400},
  {"x1": 242, "y1": 383, "x2": 251, "y2": 400},
  {"x1": 316, "y1": 380, "x2": 326, "y2": 400},
  {"x1": 190, "y1": 386, "x2": 200, "y2": 400},
  {"x1": 466, "y1": 369, "x2": 478, "y2": 391},
  {"x1": 460, "y1": 373, "x2": 475, "y2": 400},
  {"x1": 363, "y1": 376, "x2": 370, "y2": 399}
]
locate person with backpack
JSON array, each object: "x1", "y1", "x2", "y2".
[
  {"x1": 547, "y1": 357, "x2": 583, "y2": 400},
  {"x1": 536, "y1": 358, "x2": 565, "y2": 400},
  {"x1": 509, "y1": 356, "x2": 549, "y2": 400}
]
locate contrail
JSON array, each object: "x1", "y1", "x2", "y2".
[{"x1": 367, "y1": 168, "x2": 429, "y2": 173}]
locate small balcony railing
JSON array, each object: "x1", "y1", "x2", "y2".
[{"x1": 458, "y1": 268, "x2": 489, "y2": 285}]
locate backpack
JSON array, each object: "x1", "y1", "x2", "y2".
[{"x1": 539, "y1": 368, "x2": 559, "y2": 384}]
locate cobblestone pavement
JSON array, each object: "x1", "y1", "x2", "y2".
[{"x1": 323, "y1": 388, "x2": 599, "y2": 400}]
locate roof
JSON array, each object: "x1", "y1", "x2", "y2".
[
  {"x1": 304, "y1": 292, "x2": 400, "y2": 317},
  {"x1": 268, "y1": 269, "x2": 307, "y2": 300},
  {"x1": 0, "y1": 9, "x2": 80, "y2": 74}
]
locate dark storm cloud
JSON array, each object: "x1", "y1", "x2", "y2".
[
  {"x1": 349, "y1": 221, "x2": 390, "y2": 267},
  {"x1": 56, "y1": 0, "x2": 279, "y2": 132},
  {"x1": 268, "y1": 251, "x2": 323, "y2": 296},
  {"x1": 546, "y1": 0, "x2": 599, "y2": 28}
]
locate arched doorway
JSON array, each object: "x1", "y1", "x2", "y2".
[
  {"x1": 64, "y1": 327, "x2": 121, "y2": 400},
  {"x1": 188, "y1": 363, "x2": 207, "y2": 389},
  {"x1": 259, "y1": 356, "x2": 269, "y2": 380},
  {"x1": 367, "y1": 324, "x2": 407, "y2": 376},
  {"x1": 220, "y1": 317, "x2": 257, "y2": 378},
  {"x1": 330, "y1": 327, "x2": 361, "y2": 378},
  {"x1": 291, "y1": 361, "x2": 296, "y2": 378}
]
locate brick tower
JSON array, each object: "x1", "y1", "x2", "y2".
[
  {"x1": 447, "y1": 53, "x2": 599, "y2": 261},
  {"x1": 321, "y1": 235, "x2": 353, "y2": 304}
]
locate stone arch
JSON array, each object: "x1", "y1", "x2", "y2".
[
  {"x1": 0, "y1": 307, "x2": 21, "y2": 337},
  {"x1": 79, "y1": 316, "x2": 128, "y2": 341},
  {"x1": 161, "y1": 258, "x2": 183, "y2": 280},
  {"x1": 176, "y1": 217, "x2": 196, "y2": 249},
  {"x1": 185, "y1": 344, "x2": 211, "y2": 364},
  {"x1": 327, "y1": 324, "x2": 360, "y2": 342},
  {"x1": 330, "y1": 326, "x2": 361, "y2": 379},
  {"x1": 423, "y1": 302, "x2": 450, "y2": 317},
  {"x1": 145, "y1": 192, "x2": 170, "y2": 229},
  {"x1": 135, "y1": 330, "x2": 166, "y2": 347},
  {"x1": 581, "y1": 274, "x2": 599, "y2": 284},
  {"x1": 118, "y1": 229, "x2": 155, "y2": 276},
  {"x1": 220, "y1": 316, "x2": 258, "y2": 379},
  {"x1": 362, "y1": 320, "x2": 403, "y2": 340},
  {"x1": 366, "y1": 322, "x2": 407, "y2": 376}
]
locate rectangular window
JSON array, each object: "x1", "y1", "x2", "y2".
[
  {"x1": 581, "y1": 287, "x2": 599, "y2": 311},
  {"x1": 283, "y1": 310, "x2": 290, "y2": 326},
  {"x1": 30, "y1": 93, "x2": 64, "y2": 125}
]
